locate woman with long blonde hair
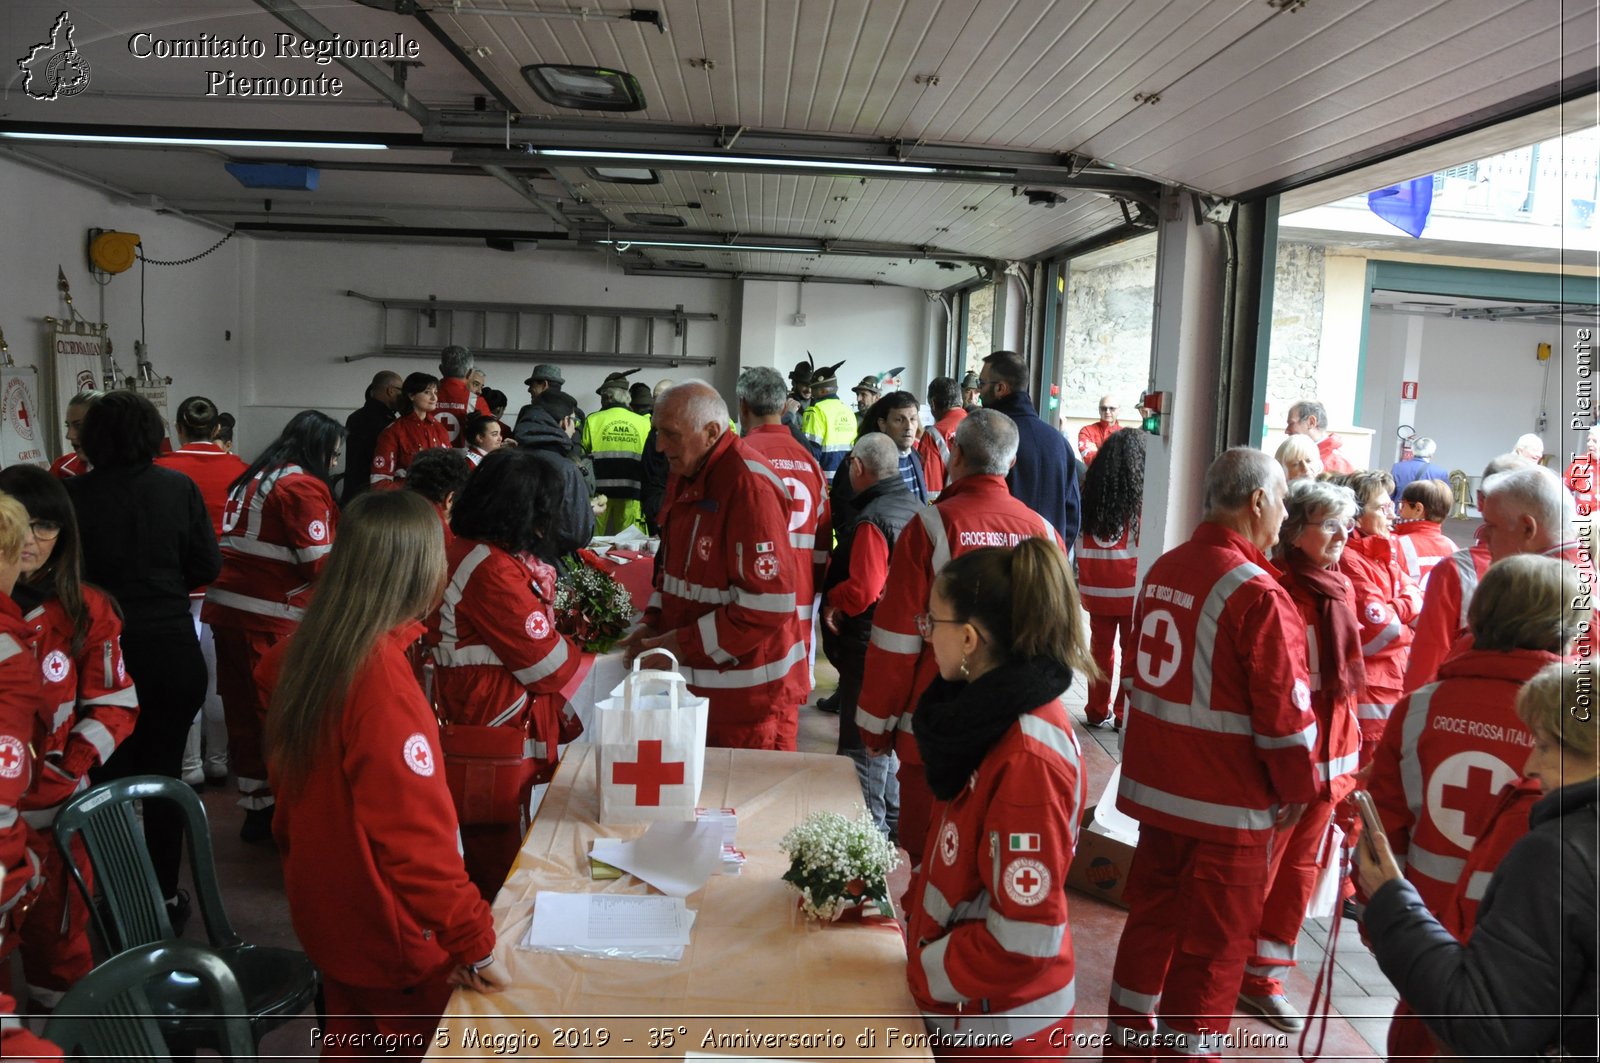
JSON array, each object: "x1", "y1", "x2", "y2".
[
  {"x1": 265, "y1": 490, "x2": 499, "y2": 1058},
  {"x1": 902, "y1": 536, "x2": 1097, "y2": 1056}
]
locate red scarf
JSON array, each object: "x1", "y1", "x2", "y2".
[{"x1": 1283, "y1": 547, "x2": 1366, "y2": 702}]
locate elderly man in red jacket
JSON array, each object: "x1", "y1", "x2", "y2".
[
  {"x1": 1105, "y1": 448, "x2": 1321, "y2": 1060},
  {"x1": 621, "y1": 382, "x2": 809, "y2": 750},
  {"x1": 1285, "y1": 399, "x2": 1356, "y2": 474}
]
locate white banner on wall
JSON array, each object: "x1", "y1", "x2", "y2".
[
  {"x1": 48, "y1": 325, "x2": 106, "y2": 462},
  {"x1": 0, "y1": 366, "x2": 49, "y2": 468}
]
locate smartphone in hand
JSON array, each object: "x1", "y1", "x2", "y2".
[{"x1": 1350, "y1": 790, "x2": 1383, "y2": 839}]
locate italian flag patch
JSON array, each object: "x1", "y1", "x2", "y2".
[{"x1": 1009, "y1": 832, "x2": 1040, "y2": 852}]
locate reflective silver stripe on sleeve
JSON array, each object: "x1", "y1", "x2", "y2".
[
  {"x1": 922, "y1": 882, "x2": 954, "y2": 926},
  {"x1": 1407, "y1": 844, "x2": 1466, "y2": 887},
  {"x1": 1464, "y1": 870, "x2": 1493, "y2": 901},
  {"x1": 1357, "y1": 701, "x2": 1392, "y2": 720},
  {"x1": 1316, "y1": 748, "x2": 1362, "y2": 782},
  {"x1": 855, "y1": 708, "x2": 893, "y2": 735},
  {"x1": 1127, "y1": 687, "x2": 1253, "y2": 737},
  {"x1": 50, "y1": 699, "x2": 75, "y2": 733},
  {"x1": 292, "y1": 542, "x2": 333, "y2": 564},
  {"x1": 512, "y1": 637, "x2": 571, "y2": 686},
  {"x1": 83, "y1": 688, "x2": 139, "y2": 709},
  {"x1": 682, "y1": 639, "x2": 807, "y2": 690},
  {"x1": 221, "y1": 536, "x2": 300, "y2": 563},
  {"x1": 985, "y1": 909, "x2": 1066, "y2": 959},
  {"x1": 1363, "y1": 616, "x2": 1403, "y2": 655},
  {"x1": 1190, "y1": 561, "x2": 1268, "y2": 708},
  {"x1": 0, "y1": 806, "x2": 17, "y2": 830},
  {"x1": 1254, "y1": 724, "x2": 1318, "y2": 751},
  {"x1": 920, "y1": 505, "x2": 950, "y2": 572},
  {"x1": 70, "y1": 718, "x2": 117, "y2": 762},
  {"x1": 1398, "y1": 535, "x2": 1421, "y2": 580},
  {"x1": 922, "y1": 979, "x2": 1075, "y2": 1041},
  {"x1": 1110, "y1": 980, "x2": 1159, "y2": 1014},
  {"x1": 1119, "y1": 776, "x2": 1277, "y2": 831},
  {"x1": 0, "y1": 634, "x2": 22, "y2": 662},
  {"x1": 1399, "y1": 685, "x2": 1437, "y2": 830},
  {"x1": 432, "y1": 644, "x2": 505, "y2": 669},
  {"x1": 486, "y1": 692, "x2": 530, "y2": 728},
  {"x1": 698, "y1": 611, "x2": 735, "y2": 666},
  {"x1": 203, "y1": 588, "x2": 305, "y2": 622},
  {"x1": 1080, "y1": 585, "x2": 1139, "y2": 600},
  {"x1": 438, "y1": 543, "x2": 494, "y2": 646},
  {"x1": 661, "y1": 574, "x2": 735, "y2": 605},
  {"x1": 1018, "y1": 714, "x2": 1082, "y2": 772},
  {"x1": 1251, "y1": 938, "x2": 1296, "y2": 962},
  {"x1": 869, "y1": 625, "x2": 922, "y2": 655},
  {"x1": 919, "y1": 935, "x2": 965, "y2": 1004},
  {"x1": 743, "y1": 459, "x2": 790, "y2": 497},
  {"x1": 729, "y1": 587, "x2": 797, "y2": 613}
]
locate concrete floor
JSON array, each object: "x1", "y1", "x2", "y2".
[{"x1": 9, "y1": 646, "x2": 1410, "y2": 1061}]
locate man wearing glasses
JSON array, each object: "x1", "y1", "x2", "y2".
[{"x1": 1078, "y1": 394, "x2": 1122, "y2": 466}]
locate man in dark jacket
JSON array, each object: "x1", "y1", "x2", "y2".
[
  {"x1": 979, "y1": 350, "x2": 1080, "y2": 549},
  {"x1": 340, "y1": 370, "x2": 400, "y2": 505},
  {"x1": 513, "y1": 390, "x2": 595, "y2": 559},
  {"x1": 820, "y1": 432, "x2": 919, "y2": 839}
]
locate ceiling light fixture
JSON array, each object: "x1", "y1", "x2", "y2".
[
  {"x1": 598, "y1": 239, "x2": 828, "y2": 254},
  {"x1": 522, "y1": 65, "x2": 646, "y2": 112},
  {"x1": 0, "y1": 131, "x2": 387, "y2": 151},
  {"x1": 540, "y1": 149, "x2": 940, "y2": 175}
]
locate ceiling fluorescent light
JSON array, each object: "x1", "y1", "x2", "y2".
[
  {"x1": 599, "y1": 239, "x2": 837, "y2": 254},
  {"x1": 0, "y1": 131, "x2": 386, "y2": 151},
  {"x1": 542, "y1": 149, "x2": 938, "y2": 175}
]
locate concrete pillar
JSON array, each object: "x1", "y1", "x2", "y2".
[
  {"x1": 1318, "y1": 255, "x2": 1369, "y2": 428},
  {"x1": 1140, "y1": 188, "x2": 1228, "y2": 571}
]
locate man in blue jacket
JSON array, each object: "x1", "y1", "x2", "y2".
[{"x1": 978, "y1": 350, "x2": 1080, "y2": 549}]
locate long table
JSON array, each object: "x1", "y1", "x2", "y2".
[{"x1": 428, "y1": 744, "x2": 933, "y2": 1061}]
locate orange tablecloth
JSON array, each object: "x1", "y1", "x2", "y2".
[{"x1": 429, "y1": 745, "x2": 931, "y2": 1060}]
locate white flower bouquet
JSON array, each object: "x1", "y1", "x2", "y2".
[{"x1": 779, "y1": 811, "x2": 901, "y2": 921}]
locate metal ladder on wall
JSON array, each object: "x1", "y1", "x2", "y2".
[{"x1": 344, "y1": 291, "x2": 718, "y2": 368}]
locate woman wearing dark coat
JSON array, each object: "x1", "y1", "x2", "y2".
[
  {"x1": 66, "y1": 392, "x2": 220, "y2": 913},
  {"x1": 1357, "y1": 660, "x2": 1598, "y2": 1061}
]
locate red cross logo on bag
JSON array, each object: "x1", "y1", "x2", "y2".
[{"x1": 612, "y1": 740, "x2": 685, "y2": 806}]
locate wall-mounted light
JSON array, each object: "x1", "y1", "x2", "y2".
[{"x1": 0, "y1": 130, "x2": 387, "y2": 150}]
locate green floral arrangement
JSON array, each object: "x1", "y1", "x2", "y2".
[
  {"x1": 779, "y1": 811, "x2": 900, "y2": 921},
  {"x1": 553, "y1": 555, "x2": 635, "y2": 654}
]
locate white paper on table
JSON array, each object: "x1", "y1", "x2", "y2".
[
  {"x1": 589, "y1": 820, "x2": 722, "y2": 898},
  {"x1": 521, "y1": 892, "x2": 695, "y2": 952}
]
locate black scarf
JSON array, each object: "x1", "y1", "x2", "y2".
[{"x1": 914, "y1": 656, "x2": 1074, "y2": 800}]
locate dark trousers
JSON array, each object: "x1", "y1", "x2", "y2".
[{"x1": 93, "y1": 626, "x2": 208, "y2": 901}]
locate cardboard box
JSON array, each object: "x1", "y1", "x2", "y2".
[
  {"x1": 1067, "y1": 811, "x2": 1136, "y2": 907},
  {"x1": 1066, "y1": 767, "x2": 1139, "y2": 908}
]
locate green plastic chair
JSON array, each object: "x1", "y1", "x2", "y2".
[
  {"x1": 42, "y1": 940, "x2": 256, "y2": 1061},
  {"x1": 53, "y1": 775, "x2": 318, "y2": 1050}
]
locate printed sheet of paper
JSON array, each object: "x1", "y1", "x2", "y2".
[
  {"x1": 520, "y1": 891, "x2": 695, "y2": 959},
  {"x1": 589, "y1": 820, "x2": 722, "y2": 897}
]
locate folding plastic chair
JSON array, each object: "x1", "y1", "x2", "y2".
[
  {"x1": 53, "y1": 775, "x2": 318, "y2": 1050},
  {"x1": 42, "y1": 940, "x2": 256, "y2": 1061}
]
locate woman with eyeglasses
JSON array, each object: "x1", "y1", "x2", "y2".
[
  {"x1": 1334, "y1": 469, "x2": 1423, "y2": 764},
  {"x1": 0, "y1": 472, "x2": 125, "y2": 1009},
  {"x1": 371, "y1": 372, "x2": 450, "y2": 489},
  {"x1": 202, "y1": 410, "x2": 344, "y2": 843},
  {"x1": 1236, "y1": 479, "x2": 1366, "y2": 1031},
  {"x1": 901, "y1": 536, "x2": 1096, "y2": 1056}
]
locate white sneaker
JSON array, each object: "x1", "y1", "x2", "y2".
[{"x1": 1237, "y1": 992, "x2": 1305, "y2": 1032}]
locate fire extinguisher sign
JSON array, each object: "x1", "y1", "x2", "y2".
[{"x1": 1400, "y1": 381, "x2": 1419, "y2": 400}]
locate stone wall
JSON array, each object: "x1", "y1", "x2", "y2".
[
  {"x1": 1060, "y1": 253, "x2": 1156, "y2": 414},
  {"x1": 1263, "y1": 241, "x2": 1327, "y2": 422}
]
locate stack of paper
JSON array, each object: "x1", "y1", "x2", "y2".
[
  {"x1": 589, "y1": 820, "x2": 722, "y2": 897},
  {"x1": 521, "y1": 892, "x2": 696, "y2": 962},
  {"x1": 695, "y1": 807, "x2": 744, "y2": 875}
]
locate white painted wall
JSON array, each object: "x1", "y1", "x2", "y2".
[
  {"x1": 0, "y1": 152, "x2": 248, "y2": 458},
  {"x1": 1364, "y1": 310, "x2": 1561, "y2": 477},
  {"x1": 737, "y1": 279, "x2": 937, "y2": 395},
  {"x1": 247, "y1": 240, "x2": 737, "y2": 449}
]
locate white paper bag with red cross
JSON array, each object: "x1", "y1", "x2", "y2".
[{"x1": 594, "y1": 649, "x2": 708, "y2": 823}]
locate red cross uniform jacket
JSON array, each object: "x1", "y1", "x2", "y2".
[
  {"x1": 1437, "y1": 776, "x2": 1542, "y2": 941},
  {"x1": 0, "y1": 601, "x2": 44, "y2": 928},
  {"x1": 1365, "y1": 647, "x2": 1559, "y2": 916},
  {"x1": 16, "y1": 588, "x2": 137, "y2": 816},
  {"x1": 1076, "y1": 522, "x2": 1139, "y2": 619},
  {"x1": 434, "y1": 378, "x2": 489, "y2": 448},
  {"x1": 1340, "y1": 536, "x2": 1421, "y2": 746},
  {"x1": 905, "y1": 699, "x2": 1085, "y2": 1045},
  {"x1": 47, "y1": 453, "x2": 87, "y2": 481},
  {"x1": 370, "y1": 415, "x2": 451, "y2": 487},
  {"x1": 156, "y1": 442, "x2": 249, "y2": 541},
  {"x1": 425, "y1": 539, "x2": 582, "y2": 777},
  {"x1": 1076, "y1": 421, "x2": 1119, "y2": 465},
  {"x1": 1405, "y1": 544, "x2": 1493, "y2": 692},
  {"x1": 1117, "y1": 523, "x2": 1320, "y2": 845},
  {"x1": 1274, "y1": 567, "x2": 1363, "y2": 803},
  {"x1": 915, "y1": 426, "x2": 950, "y2": 500},
  {"x1": 203, "y1": 466, "x2": 337, "y2": 636},
  {"x1": 739, "y1": 424, "x2": 833, "y2": 613},
  {"x1": 644, "y1": 432, "x2": 809, "y2": 748},
  {"x1": 1392, "y1": 520, "x2": 1457, "y2": 587},
  {"x1": 855, "y1": 476, "x2": 1060, "y2": 765},
  {"x1": 267, "y1": 621, "x2": 495, "y2": 990}
]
